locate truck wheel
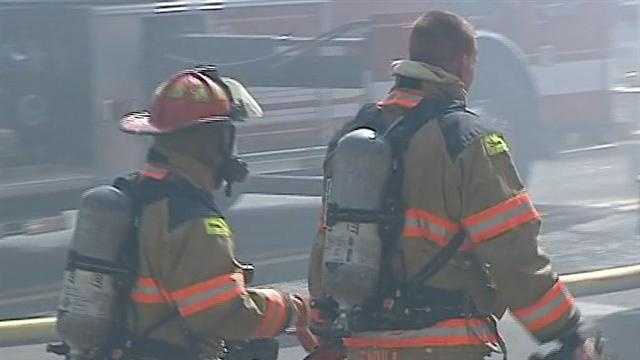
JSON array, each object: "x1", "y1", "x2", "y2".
[{"x1": 469, "y1": 31, "x2": 543, "y2": 182}]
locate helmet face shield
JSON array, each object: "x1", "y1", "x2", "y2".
[{"x1": 220, "y1": 77, "x2": 264, "y2": 119}]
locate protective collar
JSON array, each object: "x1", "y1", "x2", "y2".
[{"x1": 390, "y1": 60, "x2": 467, "y2": 103}]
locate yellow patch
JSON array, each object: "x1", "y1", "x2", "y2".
[
  {"x1": 482, "y1": 133, "x2": 509, "y2": 156},
  {"x1": 204, "y1": 217, "x2": 232, "y2": 237}
]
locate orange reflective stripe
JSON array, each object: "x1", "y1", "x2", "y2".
[
  {"x1": 377, "y1": 90, "x2": 423, "y2": 109},
  {"x1": 344, "y1": 318, "x2": 496, "y2": 349},
  {"x1": 173, "y1": 273, "x2": 245, "y2": 317},
  {"x1": 462, "y1": 192, "x2": 540, "y2": 243},
  {"x1": 513, "y1": 281, "x2": 576, "y2": 333},
  {"x1": 254, "y1": 289, "x2": 288, "y2": 338},
  {"x1": 403, "y1": 208, "x2": 460, "y2": 247},
  {"x1": 131, "y1": 277, "x2": 169, "y2": 304}
]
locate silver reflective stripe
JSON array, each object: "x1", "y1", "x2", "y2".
[
  {"x1": 133, "y1": 284, "x2": 162, "y2": 296},
  {"x1": 516, "y1": 293, "x2": 567, "y2": 326},
  {"x1": 465, "y1": 201, "x2": 536, "y2": 237},
  {"x1": 175, "y1": 283, "x2": 239, "y2": 309}
]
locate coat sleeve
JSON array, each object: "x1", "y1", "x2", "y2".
[
  {"x1": 137, "y1": 214, "x2": 293, "y2": 341},
  {"x1": 458, "y1": 134, "x2": 580, "y2": 343}
]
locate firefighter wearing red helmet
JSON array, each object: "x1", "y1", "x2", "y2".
[{"x1": 118, "y1": 67, "x2": 316, "y2": 359}]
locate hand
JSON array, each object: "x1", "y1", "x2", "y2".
[
  {"x1": 288, "y1": 295, "x2": 320, "y2": 352},
  {"x1": 572, "y1": 335, "x2": 605, "y2": 360},
  {"x1": 308, "y1": 296, "x2": 339, "y2": 337}
]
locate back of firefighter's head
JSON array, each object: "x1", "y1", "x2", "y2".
[
  {"x1": 152, "y1": 124, "x2": 228, "y2": 173},
  {"x1": 409, "y1": 11, "x2": 477, "y2": 89}
]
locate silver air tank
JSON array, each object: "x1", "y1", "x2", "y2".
[
  {"x1": 321, "y1": 128, "x2": 393, "y2": 308},
  {"x1": 56, "y1": 185, "x2": 134, "y2": 359}
]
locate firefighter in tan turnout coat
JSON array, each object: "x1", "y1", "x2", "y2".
[
  {"x1": 309, "y1": 11, "x2": 603, "y2": 360},
  {"x1": 118, "y1": 67, "x2": 315, "y2": 359}
]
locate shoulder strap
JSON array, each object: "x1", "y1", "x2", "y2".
[
  {"x1": 379, "y1": 100, "x2": 468, "y2": 289},
  {"x1": 379, "y1": 99, "x2": 450, "y2": 221},
  {"x1": 403, "y1": 102, "x2": 470, "y2": 286}
]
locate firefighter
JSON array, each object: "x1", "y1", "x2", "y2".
[
  {"x1": 117, "y1": 67, "x2": 315, "y2": 359},
  {"x1": 308, "y1": 11, "x2": 603, "y2": 360}
]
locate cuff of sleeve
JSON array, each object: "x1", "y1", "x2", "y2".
[
  {"x1": 512, "y1": 281, "x2": 581, "y2": 343},
  {"x1": 253, "y1": 289, "x2": 289, "y2": 338}
]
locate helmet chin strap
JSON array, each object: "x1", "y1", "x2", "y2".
[{"x1": 220, "y1": 156, "x2": 249, "y2": 197}]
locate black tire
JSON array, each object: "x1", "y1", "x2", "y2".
[{"x1": 469, "y1": 31, "x2": 543, "y2": 182}]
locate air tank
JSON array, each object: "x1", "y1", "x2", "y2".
[{"x1": 321, "y1": 128, "x2": 393, "y2": 307}]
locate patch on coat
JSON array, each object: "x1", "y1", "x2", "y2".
[
  {"x1": 482, "y1": 133, "x2": 509, "y2": 156},
  {"x1": 204, "y1": 217, "x2": 232, "y2": 237}
]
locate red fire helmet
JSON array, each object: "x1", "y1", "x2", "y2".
[{"x1": 120, "y1": 70, "x2": 234, "y2": 135}]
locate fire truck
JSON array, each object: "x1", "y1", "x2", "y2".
[{"x1": 0, "y1": 0, "x2": 638, "y2": 238}]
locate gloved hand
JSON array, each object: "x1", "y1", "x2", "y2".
[
  {"x1": 308, "y1": 296, "x2": 339, "y2": 338},
  {"x1": 304, "y1": 297, "x2": 345, "y2": 360},
  {"x1": 529, "y1": 332, "x2": 606, "y2": 360},
  {"x1": 288, "y1": 295, "x2": 320, "y2": 352}
]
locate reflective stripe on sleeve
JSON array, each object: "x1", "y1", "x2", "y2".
[
  {"x1": 343, "y1": 318, "x2": 496, "y2": 349},
  {"x1": 254, "y1": 289, "x2": 288, "y2": 338},
  {"x1": 403, "y1": 208, "x2": 460, "y2": 247},
  {"x1": 462, "y1": 192, "x2": 540, "y2": 244},
  {"x1": 173, "y1": 273, "x2": 245, "y2": 317},
  {"x1": 131, "y1": 273, "x2": 246, "y2": 317},
  {"x1": 512, "y1": 281, "x2": 576, "y2": 333}
]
